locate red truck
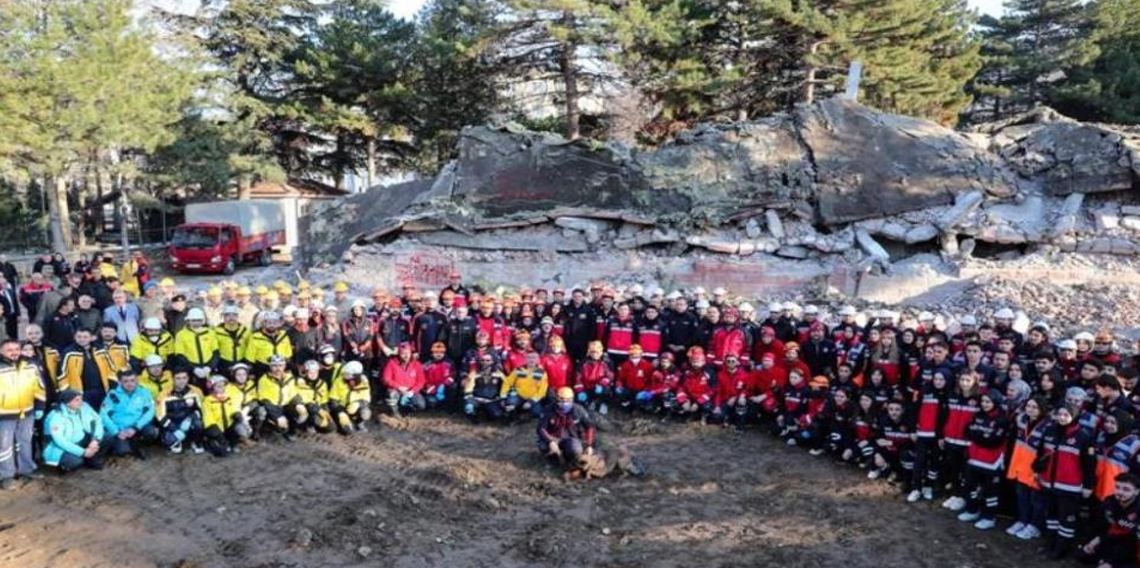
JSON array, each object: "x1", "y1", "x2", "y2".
[{"x1": 169, "y1": 200, "x2": 287, "y2": 274}]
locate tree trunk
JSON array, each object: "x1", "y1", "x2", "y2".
[
  {"x1": 237, "y1": 177, "x2": 252, "y2": 200},
  {"x1": 47, "y1": 175, "x2": 72, "y2": 252},
  {"x1": 366, "y1": 137, "x2": 376, "y2": 189},
  {"x1": 94, "y1": 163, "x2": 105, "y2": 237},
  {"x1": 75, "y1": 171, "x2": 88, "y2": 249},
  {"x1": 560, "y1": 22, "x2": 581, "y2": 140},
  {"x1": 804, "y1": 41, "x2": 824, "y2": 105}
]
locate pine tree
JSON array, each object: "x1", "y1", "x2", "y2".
[{"x1": 1052, "y1": 0, "x2": 1140, "y2": 123}]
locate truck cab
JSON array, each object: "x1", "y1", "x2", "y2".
[{"x1": 169, "y1": 223, "x2": 245, "y2": 274}]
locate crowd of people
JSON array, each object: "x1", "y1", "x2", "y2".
[{"x1": 2, "y1": 253, "x2": 1140, "y2": 565}]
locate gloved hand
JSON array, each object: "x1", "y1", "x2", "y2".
[
  {"x1": 594, "y1": 385, "x2": 603, "y2": 395},
  {"x1": 614, "y1": 387, "x2": 626, "y2": 397},
  {"x1": 435, "y1": 388, "x2": 446, "y2": 401},
  {"x1": 576, "y1": 392, "x2": 588, "y2": 403},
  {"x1": 635, "y1": 391, "x2": 652, "y2": 402},
  {"x1": 399, "y1": 393, "x2": 412, "y2": 407},
  {"x1": 464, "y1": 401, "x2": 475, "y2": 415},
  {"x1": 34, "y1": 410, "x2": 43, "y2": 420}
]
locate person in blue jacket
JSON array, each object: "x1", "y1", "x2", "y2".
[
  {"x1": 99, "y1": 369, "x2": 157, "y2": 459},
  {"x1": 43, "y1": 389, "x2": 106, "y2": 472}
]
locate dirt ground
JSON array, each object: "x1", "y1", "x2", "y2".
[{"x1": 0, "y1": 414, "x2": 1039, "y2": 568}]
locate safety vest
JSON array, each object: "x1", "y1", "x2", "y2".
[
  {"x1": 1039, "y1": 422, "x2": 1095, "y2": 494},
  {"x1": 0, "y1": 358, "x2": 45, "y2": 418},
  {"x1": 130, "y1": 332, "x2": 174, "y2": 363},
  {"x1": 296, "y1": 378, "x2": 329, "y2": 405},
  {"x1": 501, "y1": 366, "x2": 548, "y2": 401},
  {"x1": 246, "y1": 330, "x2": 293, "y2": 365},
  {"x1": 57, "y1": 348, "x2": 116, "y2": 395},
  {"x1": 225, "y1": 380, "x2": 259, "y2": 410},
  {"x1": 214, "y1": 324, "x2": 250, "y2": 364},
  {"x1": 139, "y1": 369, "x2": 174, "y2": 402},
  {"x1": 943, "y1": 393, "x2": 978, "y2": 446},
  {"x1": 202, "y1": 393, "x2": 242, "y2": 431},
  {"x1": 330, "y1": 376, "x2": 370, "y2": 410},
  {"x1": 174, "y1": 327, "x2": 219, "y2": 366},
  {"x1": 1007, "y1": 415, "x2": 1047, "y2": 489},
  {"x1": 1095, "y1": 434, "x2": 1140, "y2": 501},
  {"x1": 256, "y1": 373, "x2": 298, "y2": 407}
]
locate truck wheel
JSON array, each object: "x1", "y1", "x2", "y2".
[
  {"x1": 259, "y1": 249, "x2": 272, "y2": 267},
  {"x1": 223, "y1": 256, "x2": 236, "y2": 275}
]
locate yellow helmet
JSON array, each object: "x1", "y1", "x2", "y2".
[
  {"x1": 556, "y1": 387, "x2": 574, "y2": 400},
  {"x1": 255, "y1": 285, "x2": 269, "y2": 295},
  {"x1": 222, "y1": 280, "x2": 238, "y2": 289},
  {"x1": 333, "y1": 281, "x2": 349, "y2": 293},
  {"x1": 237, "y1": 286, "x2": 252, "y2": 296},
  {"x1": 159, "y1": 277, "x2": 175, "y2": 287},
  {"x1": 311, "y1": 288, "x2": 325, "y2": 298},
  {"x1": 298, "y1": 280, "x2": 311, "y2": 291},
  {"x1": 207, "y1": 286, "x2": 222, "y2": 297}
]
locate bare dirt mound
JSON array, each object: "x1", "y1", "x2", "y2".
[{"x1": 1, "y1": 416, "x2": 1029, "y2": 568}]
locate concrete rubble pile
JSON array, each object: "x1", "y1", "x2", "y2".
[{"x1": 300, "y1": 98, "x2": 1140, "y2": 332}]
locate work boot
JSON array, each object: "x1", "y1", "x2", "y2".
[
  {"x1": 0, "y1": 478, "x2": 15, "y2": 491},
  {"x1": 17, "y1": 471, "x2": 44, "y2": 481}
]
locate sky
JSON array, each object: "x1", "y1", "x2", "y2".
[{"x1": 387, "y1": 0, "x2": 1005, "y2": 19}]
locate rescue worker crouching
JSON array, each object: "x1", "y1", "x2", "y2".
[
  {"x1": 158, "y1": 367, "x2": 205, "y2": 454},
  {"x1": 43, "y1": 388, "x2": 107, "y2": 472},
  {"x1": 537, "y1": 387, "x2": 596, "y2": 470},
  {"x1": 297, "y1": 360, "x2": 334, "y2": 433},
  {"x1": 501, "y1": 350, "x2": 549, "y2": 422},
  {"x1": 224, "y1": 363, "x2": 263, "y2": 441},
  {"x1": 382, "y1": 342, "x2": 425, "y2": 418},
  {"x1": 329, "y1": 360, "x2": 372, "y2": 434},
  {"x1": 464, "y1": 352, "x2": 506, "y2": 422},
  {"x1": 202, "y1": 375, "x2": 247, "y2": 457},
  {"x1": 99, "y1": 369, "x2": 158, "y2": 459},
  {"x1": 422, "y1": 342, "x2": 456, "y2": 411},
  {"x1": 256, "y1": 354, "x2": 304, "y2": 441}
]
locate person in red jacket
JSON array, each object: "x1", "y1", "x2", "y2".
[
  {"x1": 676, "y1": 346, "x2": 715, "y2": 420},
  {"x1": 1076, "y1": 472, "x2": 1140, "y2": 568},
  {"x1": 382, "y1": 342, "x2": 426, "y2": 418},
  {"x1": 709, "y1": 307, "x2": 750, "y2": 367},
  {"x1": 540, "y1": 336, "x2": 574, "y2": 393},
  {"x1": 633, "y1": 305, "x2": 665, "y2": 360},
  {"x1": 940, "y1": 370, "x2": 981, "y2": 512},
  {"x1": 422, "y1": 342, "x2": 456, "y2": 410},
  {"x1": 710, "y1": 353, "x2": 751, "y2": 430},
  {"x1": 869, "y1": 400, "x2": 915, "y2": 484},
  {"x1": 615, "y1": 344, "x2": 656, "y2": 411},
  {"x1": 503, "y1": 330, "x2": 531, "y2": 375},
  {"x1": 749, "y1": 352, "x2": 783, "y2": 418},
  {"x1": 574, "y1": 341, "x2": 614, "y2": 415},
  {"x1": 1036, "y1": 404, "x2": 1098, "y2": 560},
  {"x1": 809, "y1": 386, "x2": 857, "y2": 457},
  {"x1": 958, "y1": 391, "x2": 1009, "y2": 530},
  {"x1": 604, "y1": 303, "x2": 635, "y2": 366},
  {"x1": 651, "y1": 353, "x2": 682, "y2": 414},
  {"x1": 909, "y1": 369, "x2": 950, "y2": 503},
  {"x1": 751, "y1": 326, "x2": 785, "y2": 368},
  {"x1": 473, "y1": 298, "x2": 508, "y2": 352},
  {"x1": 779, "y1": 342, "x2": 811, "y2": 387}
]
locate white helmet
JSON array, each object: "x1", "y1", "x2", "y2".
[
  {"x1": 1032, "y1": 321, "x2": 1050, "y2": 332},
  {"x1": 959, "y1": 315, "x2": 977, "y2": 326},
  {"x1": 1074, "y1": 331, "x2": 1095, "y2": 343},
  {"x1": 785, "y1": 303, "x2": 800, "y2": 313},
  {"x1": 650, "y1": 287, "x2": 665, "y2": 297},
  {"x1": 222, "y1": 304, "x2": 241, "y2": 316},
  {"x1": 343, "y1": 360, "x2": 364, "y2": 376},
  {"x1": 693, "y1": 286, "x2": 707, "y2": 295},
  {"x1": 712, "y1": 287, "x2": 727, "y2": 296},
  {"x1": 803, "y1": 305, "x2": 819, "y2": 315},
  {"x1": 768, "y1": 302, "x2": 783, "y2": 313},
  {"x1": 666, "y1": 291, "x2": 682, "y2": 301},
  {"x1": 1057, "y1": 339, "x2": 1077, "y2": 350},
  {"x1": 282, "y1": 305, "x2": 298, "y2": 318},
  {"x1": 629, "y1": 284, "x2": 644, "y2": 295},
  {"x1": 839, "y1": 306, "x2": 856, "y2": 316},
  {"x1": 695, "y1": 299, "x2": 710, "y2": 309},
  {"x1": 351, "y1": 298, "x2": 367, "y2": 310},
  {"x1": 739, "y1": 302, "x2": 755, "y2": 313},
  {"x1": 994, "y1": 308, "x2": 1015, "y2": 320},
  {"x1": 144, "y1": 354, "x2": 163, "y2": 367},
  {"x1": 186, "y1": 308, "x2": 205, "y2": 321},
  {"x1": 918, "y1": 311, "x2": 934, "y2": 322},
  {"x1": 143, "y1": 317, "x2": 162, "y2": 331},
  {"x1": 295, "y1": 308, "x2": 310, "y2": 320}
]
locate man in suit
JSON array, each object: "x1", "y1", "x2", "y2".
[
  {"x1": 102, "y1": 289, "x2": 141, "y2": 344},
  {"x1": 0, "y1": 274, "x2": 18, "y2": 340}
]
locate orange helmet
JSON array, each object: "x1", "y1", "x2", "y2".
[
  {"x1": 810, "y1": 375, "x2": 830, "y2": 390},
  {"x1": 628, "y1": 344, "x2": 643, "y2": 356},
  {"x1": 431, "y1": 342, "x2": 447, "y2": 354}
]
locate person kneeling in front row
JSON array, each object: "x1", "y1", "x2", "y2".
[
  {"x1": 43, "y1": 389, "x2": 107, "y2": 472},
  {"x1": 99, "y1": 369, "x2": 158, "y2": 459}
]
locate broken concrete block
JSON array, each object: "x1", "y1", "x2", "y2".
[
  {"x1": 855, "y1": 229, "x2": 890, "y2": 262},
  {"x1": 1111, "y1": 238, "x2": 1138, "y2": 255},
  {"x1": 941, "y1": 232, "x2": 959, "y2": 256},
  {"x1": 613, "y1": 228, "x2": 681, "y2": 249},
  {"x1": 1076, "y1": 237, "x2": 1114, "y2": 254},
  {"x1": 418, "y1": 231, "x2": 589, "y2": 252},
  {"x1": 744, "y1": 218, "x2": 762, "y2": 239},
  {"x1": 1056, "y1": 236, "x2": 1077, "y2": 252},
  {"x1": 937, "y1": 190, "x2": 984, "y2": 230},
  {"x1": 879, "y1": 221, "x2": 910, "y2": 241},
  {"x1": 555, "y1": 216, "x2": 611, "y2": 234},
  {"x1": 1049, "y1": 193, "x2": 1085, "y2": 239},
  {"x1": 765, "y1": 210, "x2": 785, "y2": 239},
  {"x1": 685, "y1": 235, "x2": 739, "y2": 254},
  {"x1": 1121, "y1": 217, "x2": 1140, "y2": 231},
  {"x1": 1095, "y1": 207, "x2": 1120, "y2": 231},
  {"x1": 1122, "y1": 205, "x2": 1140, "y2": 216},
  {"x1": 959, "y1": 238, "x2": 977, "y2": 258},
  {"x1": 904, "y1": 224, "x2": 939, "y2": 244},
  {"x1": 776, "y1": 245, "x2": 811, "y2": 259},
  {"x1": 751, "y1": 238, "x2": 782, "y2": 253}
]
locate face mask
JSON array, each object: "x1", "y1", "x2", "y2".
[{"x1": 557, "y1": 402, "x2": 574, "y2": 414}]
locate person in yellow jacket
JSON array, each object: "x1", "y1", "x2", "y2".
[
  {"x1": 256, "y1": 355, "x2": 302, "y2": 440},
  {"x1": 246, "y1": 312, "x2": 293, "y2": 375},
  {"x1": 173, "y1": 308, "x2": 219, "y2": 387},
  {"x1": 57, "y1": 329, "x2": 117, "y2": 409},
  {"x1": 201, "y1": 375, "x2": 248, "y2": 457},
  {"x1": 130, "y1": 317, "x2": 174, "y2": 370},
  {"x1": 214, "y1": 305, "x2": 249, "y2": 372},
  {"x1": 500, "y1": 351, "x2": 549, "y2": 421},
  {"x1": 24, "y1": 324, "x2": 60, "y2": 399},
  {"x1": 329, "y1": 360, "x2": 371, "y2": 434},
  {"x1": 0, "y1": 339, "x2": 47, "y2": 488},
  {"x1": 156, "y1": 368, "x2": 204, "y2": 454},
  {"x1": 138, "y1": 354, "x2": 174, "y2": 402},
  {"x1": 224, "y1": 363, "x2": 262, "y2": 440},
  {"x1": 296, "y1": 360, "x2": 333, "y2": 433},
  {"x1": 95, "y1": 323, "x2": 130, "y2": 374}
]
